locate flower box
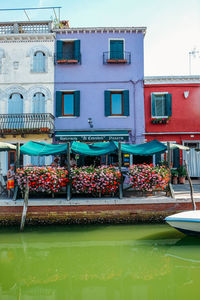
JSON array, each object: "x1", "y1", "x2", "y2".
[
  {"x1": 57, "y1": 59, "x2": 78, "y2": 64},
  {"x1": 106, "y1": 59, "x2": 128, "y2": 64}
]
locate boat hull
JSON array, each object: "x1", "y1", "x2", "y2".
[{"x1": 165, "y1": 211, "x2": 200, "y2": 236}]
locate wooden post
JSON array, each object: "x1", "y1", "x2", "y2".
[
  {"x1": 106, "y1": 155, "x2": 108, "y2": 166},
  {"x1": 20, "y1": 180, "x2": 29, "y2": 231},
  {"x1": 118, "y1": 142, "x2": 123, "y2": 199},
  {"x1": 167, "y1": 142, "x2": 171, "y2": 168},
  {"x1": 13, "y1": 143, "x2": 20, "y2": 201},
  {"x1": 184, "y1": 160, "x2": 196, "y2": 210},
  {"x1": 66, "y1": 142, "x2": 71, "y2": 201}
]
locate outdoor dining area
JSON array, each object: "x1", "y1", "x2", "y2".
[{"x1": 0, "y1": 140, "x2": 189, "y2": 201}]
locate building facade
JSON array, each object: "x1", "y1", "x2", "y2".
[
  {"x1": 53, "y1": 27, "x2": 146, "y2": 146},
  {"x1": 144, "y1": 76, "x2": 200, "y2": 176},
  {"x1": 0, "y1": 21, "x2": 55, "y2": 174}
]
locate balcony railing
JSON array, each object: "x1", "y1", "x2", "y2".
[
  {"x1": 103, "y1": 51, "x2": 131, "y2": 64},
  {"x1": 55, "y1": 53, "x2": 81, "y2": 64},
  {"x1": 0, "y1": 21, "x2": 52, "y2": 34},
  {"x1": 0, "y1": 113, "x2": 55, "y2": 135}
]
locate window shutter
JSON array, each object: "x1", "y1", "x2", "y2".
[
  {"x1": 74, "y1": 40, "x2": 80, "y2": 62},
  {"x1": 110, "y1": 40, "x2": 124, "y2": 59},
  {"x1": 56, "y1": 40, "x2": 63, "y2": 60},
  {"x1": 151, "y1": 94, "x2": 156, "y2": 117},
  {"x1": 56, "y1": 91, "x2": 62, "y2": 117},
  {"x1": 173, "y1": 148, "x2": 180, "y2": 168},
  {"x1": 155, "y1": 153, "x2": 161, "y2": 165},
  {"x1": 104, "y1": 91, "x2": 111, "y2": 116},
  {"x1": 165, "y1": 93, "x2": 172, "y2": 116},
  {"x1": 74, "y1": 91, "x2": 80, "y2": 117},
  {"x1": 123, "y1": 90, "x2": 129, "y2": 116}
]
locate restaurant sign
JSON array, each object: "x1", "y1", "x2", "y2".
[{"x1": 55, "y1": 131, "x2": 130, "y2": 142}]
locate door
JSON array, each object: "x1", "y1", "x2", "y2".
[
  {"x1": 32, "y1": 93, "x2": 45, "y2": 113},
  {"x1": 183, "y1": 142, "x2": 200, "y2": 177}
]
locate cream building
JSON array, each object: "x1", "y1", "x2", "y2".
[{"x1": 0, "y1": 21, "x2": 55, "y2": 174}]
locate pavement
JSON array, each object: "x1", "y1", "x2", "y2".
[{"x1": 172, "y1": 182, "x2": 200, "y2": 202}]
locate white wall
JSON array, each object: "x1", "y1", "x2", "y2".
[{"x1": 0, "y1": 33, "x2": 55, "y2": 114}]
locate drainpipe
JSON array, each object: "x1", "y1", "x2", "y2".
[{"x1": 129, "y1": 79, "x2": 144, "y2": 144}]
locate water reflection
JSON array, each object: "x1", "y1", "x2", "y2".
[{"x1": 0, "y1": 225, "x2": 199, "y2": 300}]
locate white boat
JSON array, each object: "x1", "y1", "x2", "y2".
[{"x1": 165, "y1": 210, "x2": 200, "y2": 236}]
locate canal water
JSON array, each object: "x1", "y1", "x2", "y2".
[{"x1": 0, "y1": 224, "x2": 199, "y2": 300}]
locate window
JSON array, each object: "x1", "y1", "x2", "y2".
[
  {"x1": 105, "y1": 90, "x2": 129, "y2": 117},
  {"x1": 32, "y1": 93, "x2": 45, "y2": 113},
  {"x1": 56, "y1": 91, "x2": 80, "y2": 117},
  {"x1": 56, "y1": 40, "x2": 81, "y2": 63},
  {"x1": 8, "y1": 93, "x2": 23, "y2": 114},
  {"x1": 62, "y1": 93, "x2": 74, "y2": 116},
  {"x1": 110, "y1": 40, "x2": 124, "y2": 59},
  {"x1": 33, "y1": 51, "x2": 45, "y2": 72},
  {"x1": 151, "y1": 93, "x2": 172, "y2": 117},
  {"x1": 111, "y1": 92, "x2": 123, "y2": 116}
]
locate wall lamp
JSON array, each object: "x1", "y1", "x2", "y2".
[{"x1": 88, "y1": 117, "x2": 93, "y2": 128}]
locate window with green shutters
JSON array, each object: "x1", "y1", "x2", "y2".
[
  {"x1": 56, "y1": 91, "x2": 80, "y2": 117},
  {"x1": 56, "y1": 40, "x2": 81, "y2": 63},
  {"x1": 151, "y1": 93, "x2": 172, "y2": 117},
  {"x1": 105, "y1": 90, "x2": 129, "y2": 117}
]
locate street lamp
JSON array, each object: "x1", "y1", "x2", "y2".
[{"x1": 189, "y1": 48, "x2": 200, "y2": 75}]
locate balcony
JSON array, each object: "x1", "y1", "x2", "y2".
[
  {"x1": 0, "y1": 21, "x2": 52, "y2": 35},
  {"x1": 0, "y1": 113, "x2": 55, "y2": 136},
  {"x1": 103, "y1": 51, "x2": 131, "y2": 64},
  {"x1": 55, "y1": 53, "x2": 81, "y2": 64}
]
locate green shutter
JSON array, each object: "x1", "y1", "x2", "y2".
[
  {"x1": 173, "y1": 148, "x2": 180, "y2": 168},
  {"x1": 56, "y1": 91, "x2": 62, "y2": 117},
  {"x1": 74, "y1": 91, "x2": 80, "y2": 117},
  {"x1": 74, "y1": 40, "x2": 80, "y2": 62},
  {"x1": 104, "y1": 91, "x2": 111, "y2": 116},
  {"x1": 166, "y1": 93, "x2": 172, "y2": 116},
  {"x1": 123, "y1": 90, "x2": 129, "y2": 116},
  {"x1": 56, "y1": 40, "x2": 63, "y2": 60},
  {"x1": 155, "y1": 153, "x2": 161, "y2": 165},
  {"x1": 110, "y1": 40, "x2": 124, "y2": 59},
  {"x1": 151, "y1": 94, "x2": 156, "y2": 117}
]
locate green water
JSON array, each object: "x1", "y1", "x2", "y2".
[{"x1": 0, "y1": 224, "x2": 200, "y2": 300}]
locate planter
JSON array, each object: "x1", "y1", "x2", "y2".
[
  {"x1": 172, "y1": 176, "x2": 178, "y2": 184},
  {"x1": 179, "y1": 176, "x2": 186, "y2": 184}
]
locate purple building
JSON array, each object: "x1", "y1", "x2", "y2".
[{"x1": 54, "y1": 26, "x2": 146, "y2": 146}]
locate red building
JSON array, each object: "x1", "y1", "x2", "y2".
[{"x1": 144, "y1": 76, "x2": 200, "y2": 176}]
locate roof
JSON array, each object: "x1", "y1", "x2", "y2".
[
  {"x1": 53, "y1": 26, "x2": 147, "y2": 35},
  {"x1": 144, "y1": 75, "x2": 200, "y2": 85}
]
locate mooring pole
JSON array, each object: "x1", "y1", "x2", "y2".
[
  {"x1": 66, "y1": 142, "x2": 71, "y2": 201},
  {"x1": 184, "y1": 160, "x2": 196, "y2": 210},
  {"x1": 20, "y1": 180, "x2": 29, "y2": 231},
  {"x1": 118, "y1": 142, "x2": 123, "y2": 199}
]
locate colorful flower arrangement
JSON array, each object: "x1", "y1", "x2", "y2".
[
  {"x1": 15, "y1": 166, "x2": 69, "y2": 194},
  {"x1": 71, "y1": 166, "x2": 121, "y2": 196},
  {"x1": 129, "y1": 164, "x2": 171, "y2": 192},
  {"x1": 151, "y1": 117, "x2": 170, "y2": 124}
]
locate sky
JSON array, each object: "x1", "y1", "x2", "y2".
[{"x1": 0, "y1": 0, "x2": 199, "y2": 76}]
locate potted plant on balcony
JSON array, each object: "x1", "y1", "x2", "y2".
[
  {"x1": 171, "y1": 169, "x2": 178, "y2": 184},
  {"x1": 177, "y1": 165, "x2": 187, "y2": 184}
]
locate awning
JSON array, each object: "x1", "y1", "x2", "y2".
[
  {"x1": 114, "y1": 140, "x2": 167, "y2": 156},
  {"x1": 20, "y1": 141, "x2": 68, "y2": 156},
  {"x1": 0, "y1": 142, "x2": 16, "y2": 152},
  {"x1": 55, "y1": 130, "x2": 130, "y2": 142},
  {"x1": 168, "y1": 143, "x2": 190, "y2": 151},
  {"x1": 71, "y1": 141, "x2": 117, "y2": 156}
]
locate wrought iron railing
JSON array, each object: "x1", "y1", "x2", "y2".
[
  {"x1": 103, "y1": 51, "x2": 131, "y2": 64},
  {"x1": 0, "y1": 113, "x2": 55, "y2": 135},
  {"x1": 55, "y1": 53, "x2": 81, "y2": 64}
]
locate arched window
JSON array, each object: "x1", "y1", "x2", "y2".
[
  {"x1": 33, "y1": 51, "x2": 46, "y2": 72},
  {"x1": 32, "y1": 92, "x2": 45, "y2": 113},
  {"x1": 8, "y1": 93, "x2": 23, "y2": 114}
]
